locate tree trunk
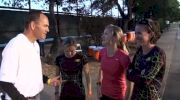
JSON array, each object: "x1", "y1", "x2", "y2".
[
  {"x1": 46, "y1": 0, "x2": 62, "y2": 64},
  {"x1": 115, "y1": 1, "x2": 128, "y2": 31},
  {"x1": 115, "y1": 0, "x2": 135, "y2": 32},
  {"x1": 115, "y1": 1, "x2": 126, "y2": 19}
]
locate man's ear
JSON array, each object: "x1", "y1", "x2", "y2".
[{"x1": 30, "y1": 21, "x2": 36, "y2": 31}]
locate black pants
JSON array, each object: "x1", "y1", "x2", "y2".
[
  {"x1": 100, "y1": 95, "x2": 116, "y2": 100},
  {"x1": 60, "y1": 96, "x2": 85, "y2": 100}
]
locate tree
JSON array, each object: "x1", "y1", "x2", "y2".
[
  {"x1": 91, "y1": 0, "x2": 180, "y2": 30},
  {"x1": 2, "y1": 0, "x2": 179, "y2": 63},
  {"x1": 91, "y1": 0, "x2": 135, "y2": 31},
  {"x1": 1, "y1": 0, "x2": 89, "y2": 64},
  {"x1": 165, "y1": 0, "x2": 180, "y2": 21},
  {"x1": 134, "y1": 0, "x2": 180, "y2": 30},
  {"x1": 46, "y1": 0, "x2": 89, "y2": 64}
]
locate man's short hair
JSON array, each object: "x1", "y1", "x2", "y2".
[{"x1": 25, "y1": 10, "x2": 43, "y2": 29}]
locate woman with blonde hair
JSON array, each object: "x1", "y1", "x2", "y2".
[{"x1": 97, "y1": 24, "x2": 132, "y2": 100}]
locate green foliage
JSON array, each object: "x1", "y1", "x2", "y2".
[
  {"x1": 2, "y1": 0, "x2": 29, "y2": 8},
  {"x1": 80, "y1": 16, "x2": 116, "y2": 45},
  {"x1": 135, "y1": 0, "x2": 180, "y2": 21},
  {"x1": 165, "y1": 0, "x2": 180, "y2": 21}
]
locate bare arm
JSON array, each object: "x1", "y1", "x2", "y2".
[
  {"x1": 54, "y1": 66, "x2": 60, "y2": 95},
  {"x1": 83, "y1": 63, "x2": 92, "y2": 95},
  {"x1": 125, "y1": 79, "x2": 134, "y2": 100},
  {"x1": 96, "y1": 64, "x2": 103, "y2": 98},
  {"x1": 97, "y1": 67, "x2": 103, "y2": 85}
]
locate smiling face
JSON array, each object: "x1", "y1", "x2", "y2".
[
  {"x1": 101, "y1": 28, "x2": 114, "y2": 46},
  {"x1": 135, "y1": 24, "x2": 152, "y2": 46},
  {"x1": 102, "y1": 25, "x2": 124, "y2": 49},
  {"x1": 135, "y1": 19, "x2": 161, "y2": 46},
  {"x1": 33, "y1": 14, "x2": 49, "y2": 40}
]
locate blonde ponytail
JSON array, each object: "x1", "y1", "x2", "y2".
[{"x1": 105, "y1": 24, "x2": 129, "y2": 54}]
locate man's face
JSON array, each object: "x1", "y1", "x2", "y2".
[{"x1": 34, "y1": 14, "x2": 49, "y2": 40}]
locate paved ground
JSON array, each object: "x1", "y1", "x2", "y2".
[
  {"x1": 0, "y1": 22, "x2": 180, "y2": 100},
  {"x1": 40, "y1": 60, "x2": 100, "y2": 100},
  {"x1": 162, "y1": 23, "x2": 180, "y2": 100},
  {"x1": 41, "y1": 22, "x2": 180, "y2": 100}
]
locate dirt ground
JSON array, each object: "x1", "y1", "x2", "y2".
[
  {"x1": 42, "y1": 57, "x2": 101, "y2": 100},
  {"x1": 41, "y1": 42, "x2": 136, "y2": 100},
  {"x1": 0, "y1": 41, "x2": 136, "y2": 100}
]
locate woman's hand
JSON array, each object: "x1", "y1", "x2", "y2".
[
  {"x1": 87, "y1": 91, "x2": 93, "y2": 100},
  {"x1": 48, "y1": 76, "x2": 61, "y2": 86},
  {"x1": 55, "y1": 94, "x2": 60, "y2": 100}
]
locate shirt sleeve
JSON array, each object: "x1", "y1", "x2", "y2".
[
  {"x1": 43, "y1": 75, "x2": 49, "y2": 84},
  {"x1": 0, "y1": 81, "x2": 26, "y2": 100},
  {"x1": 81, "y1": 54, "x2": 88, "y2": 66},
  {"x1": 127, "y1": 48, "x2": 166, "y2": 84},
  {"x1": 126, "y1": 48, "x2": 142, "y2": 83},
  {"x1": 55, "y1": 56, "x2": 60, "y2": 67},
  {"x1": 139, "y1": 50, "x2": 166, "y2": 83},
  {"x1": 0, "y1": 41, "x2": 20, "y2": 83}
]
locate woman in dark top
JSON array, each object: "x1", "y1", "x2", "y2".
[
  {"x1": 126, "y1": 19, "x2": 166, "y2": 100},
  {"x1": 55, "y1": 37, "x2": 92, "y2": 100}
]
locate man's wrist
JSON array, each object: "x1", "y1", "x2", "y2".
[{"x1": 47, "y1": 79, "x2": 51, "y2": 85}]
